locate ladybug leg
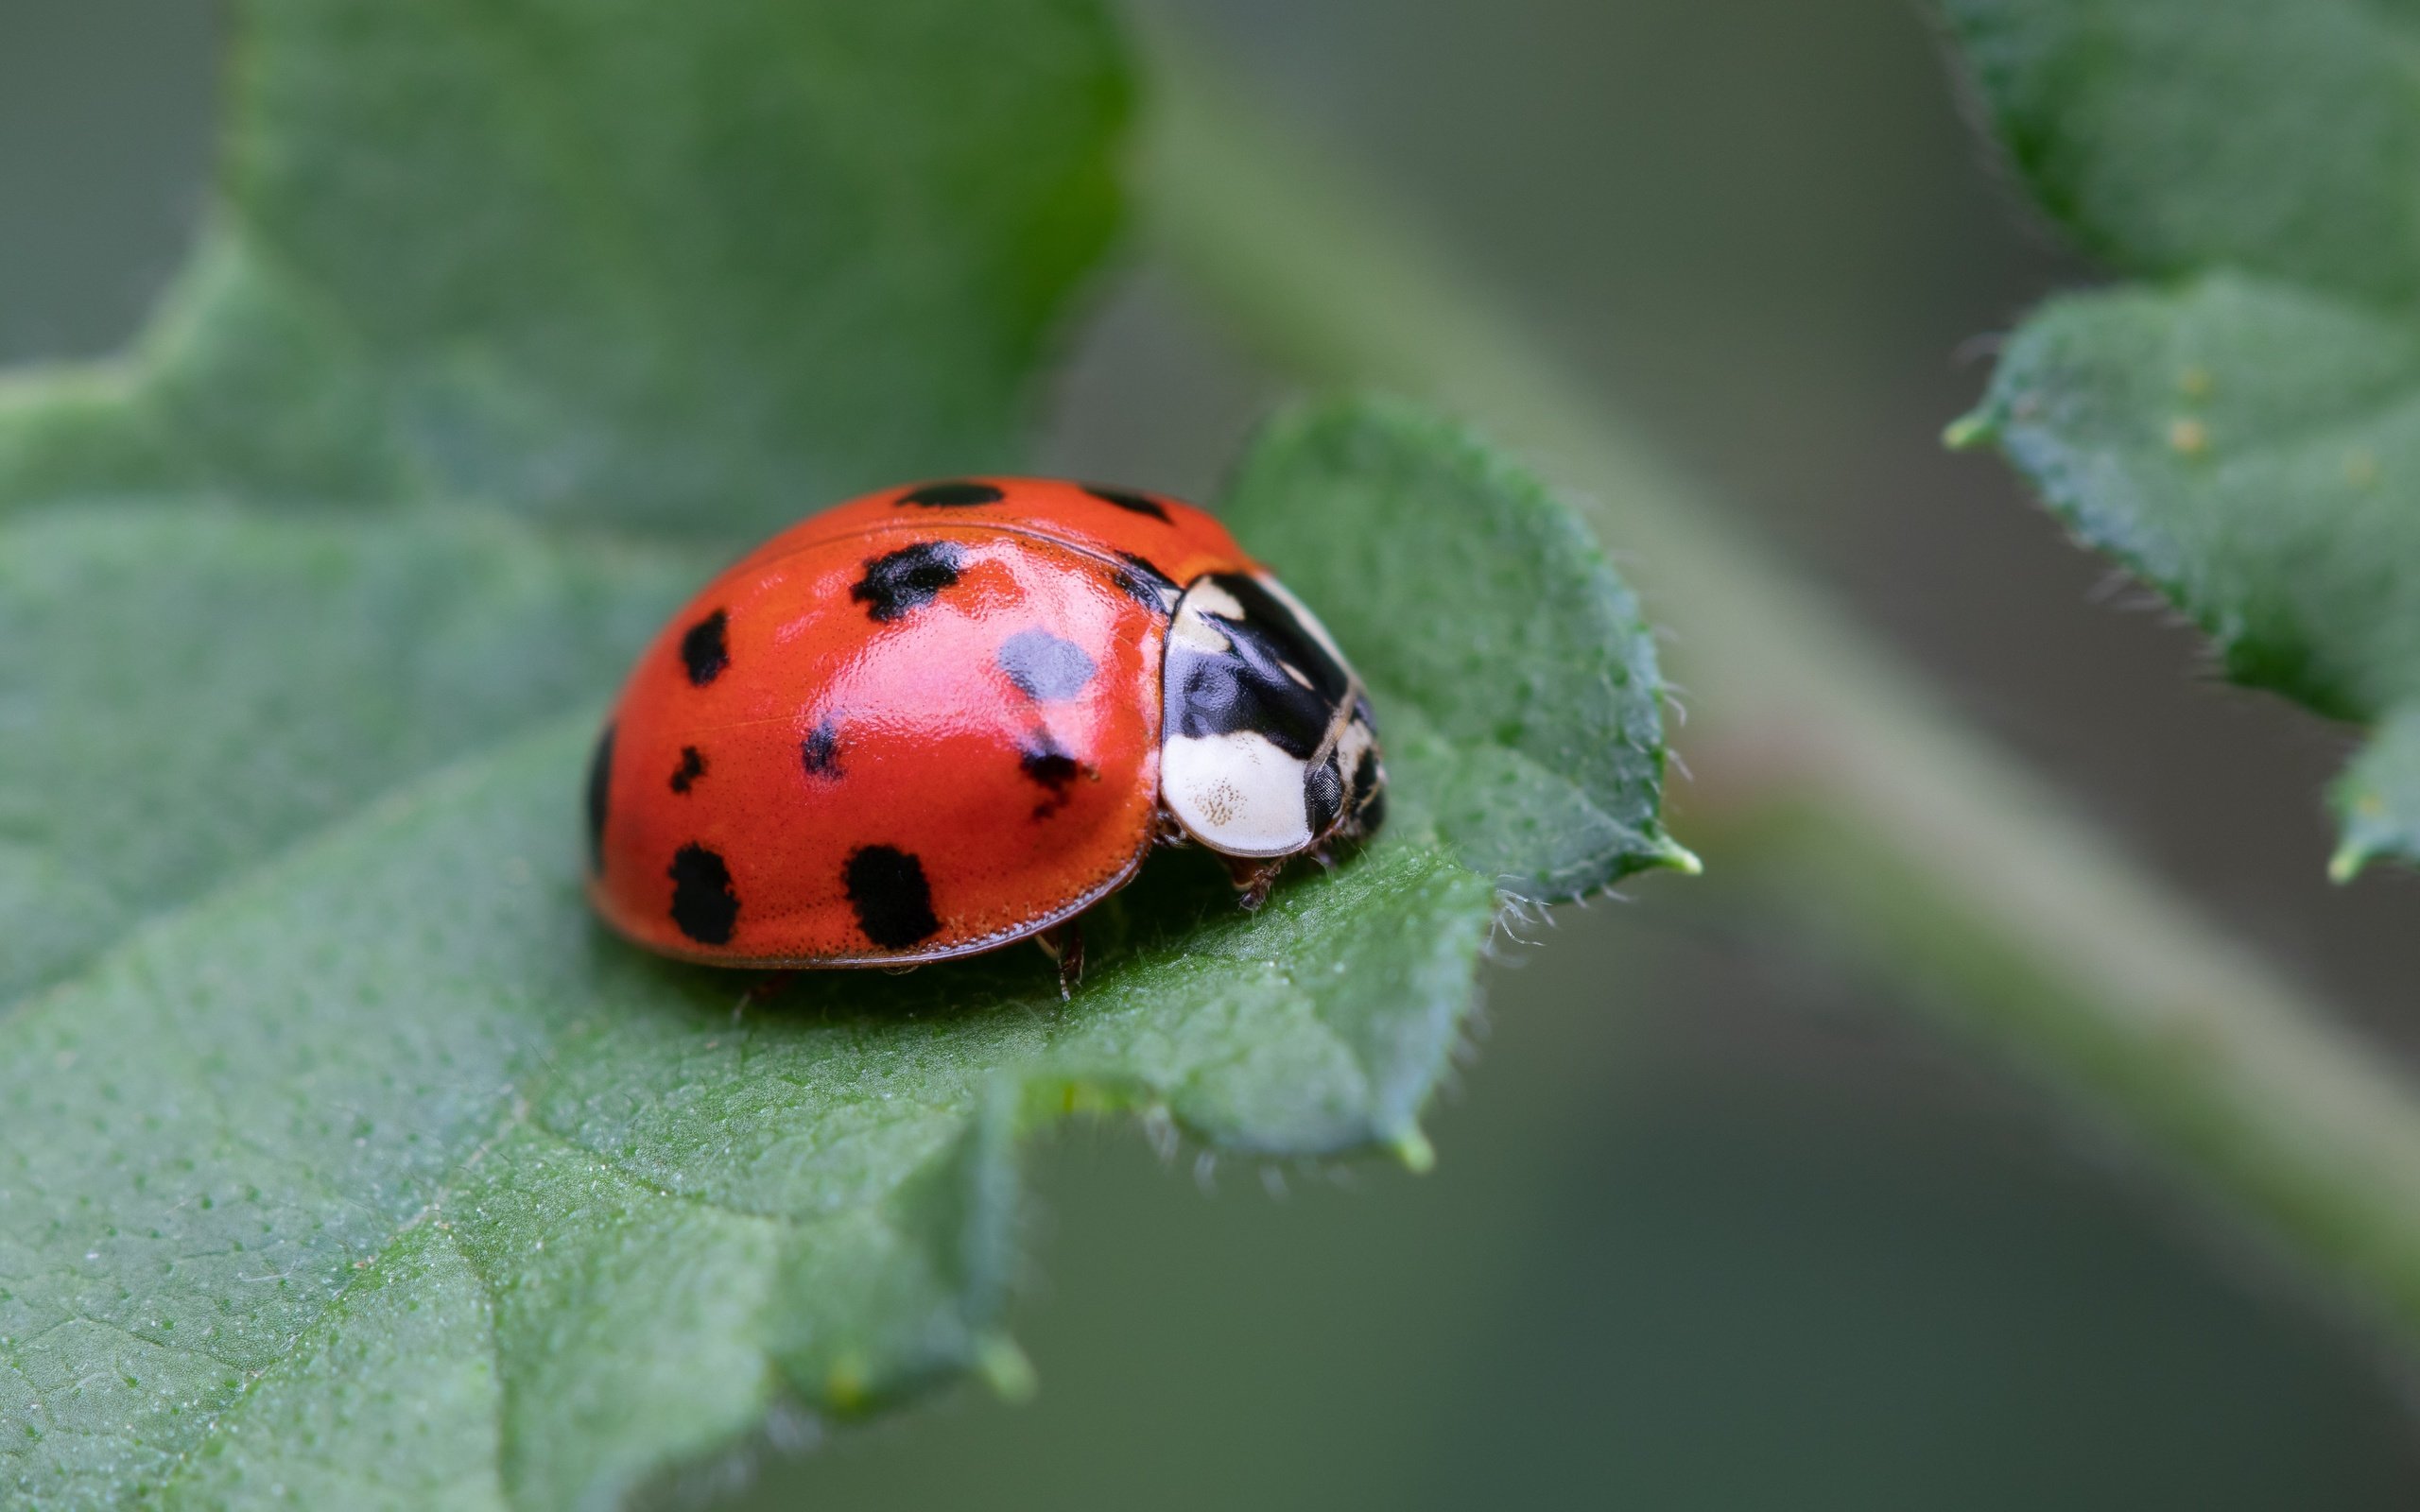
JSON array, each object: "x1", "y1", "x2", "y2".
[
  {"x1": 1035, "y1": 921, "x2": 1085, "y2": 1001},
  {"x1": 1225, "y1": 855, "x2": 1286, "y2": 911},
  {"x1": 735, "y1": 969, "x2": 797, "y2": 1022},
  {"x1": 1059, "y1": 922, "x2": 1085, "y2": 1000}
]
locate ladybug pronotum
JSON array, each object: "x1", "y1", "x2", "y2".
[{"x1": 584, "y1": 478, "x2": 1385, "y2": 992}]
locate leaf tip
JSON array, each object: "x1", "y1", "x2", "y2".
[
  {"x1": 1388, "y1": 1126, "x2": 1437, "y2": 1175},
  {"x1": 975, "y1": 1332, "x2": 1037, "y2": 1403},
  {"x1": 1648, "y1": 833, "x2": 1703, "y2": 876},
  {"x1": 2330, "y1": 775, "x2": 2403, "y2": 884},
  {"x1": 824, "y1": 1351, "x2": 870, "y2": 1413},
  {"x1": 2327, "y1": 842, "x2": 2370, "y2": 885},
  {"x1": 1943, "y1": 411, "x2": 1997, "y2": 452}
]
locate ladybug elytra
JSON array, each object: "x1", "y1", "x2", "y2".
[{"x1": 584, "y1": 478, "x2": 1385, "y2": 991}]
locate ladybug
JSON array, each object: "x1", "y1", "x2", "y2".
[{"x1": 584, "y1": 477, "x2": 1385, "y2": 993}]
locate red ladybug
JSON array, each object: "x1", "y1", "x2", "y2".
[{"x1": 584, "y1": 478, "x2": 1384, "y2": 991}]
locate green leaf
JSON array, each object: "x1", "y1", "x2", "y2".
[
  {"x1": 0, "y1": 506, "x2": 704, "y2": 1006},
  {"x1": 1223, "y1": 396, "x2": 1689, "y2": 899},
  {"x1": 0, "y1": 0, "x2": 1684, "y2": 1497},
  {"x1": 0, "y1": 398, "x2": 1675, "y2": 1509},
  {"x1": 0, "y1": 0, "x2": 1128, "y2": 540},
  {"x1": 1942, "y1": 1, "x2": 2420, "y2": 877},
  {"x1": 0, "y1": 718, "x2": 1487, "y2": 1509},
  {"x1": 1941, "y1": 0, "x2": 2420, "y2": 305}
]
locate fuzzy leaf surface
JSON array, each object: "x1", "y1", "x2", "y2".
[{"x1": 0, "y1": 507, "x2": 703, "y2": 1006}]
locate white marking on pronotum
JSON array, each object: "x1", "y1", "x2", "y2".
[
  {"x1": 1161, "y1": 729, "x2": 1316, "y2": 856},
  {"x1": 1253, "y1": 573, "x2": 1350, "y2": 667},
  {"x1": 1167, "y1": 580, "x2": 1246, "y2": 652},
  {"x1": 1333, "y1": 713, "x2": 1374, "y2": 785}
]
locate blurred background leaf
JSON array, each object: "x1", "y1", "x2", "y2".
[
  {"x1": 1946, "y1": 0, "x2": 2420, "y2": 879},
  {"x1": 0, "y1": 0, "x2": 1127, "y2": 537}
]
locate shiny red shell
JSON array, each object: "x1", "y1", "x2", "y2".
[{"x1": 585, "y1": 478, "x2": 1257, "y2": 966}]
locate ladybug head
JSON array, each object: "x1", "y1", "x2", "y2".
[{"x1": 1157, "y1": 571, "x2": 1383, "y2": 860}]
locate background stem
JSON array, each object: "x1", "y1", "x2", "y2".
[{"x1": 1141, "y1": 43, "x2": 2420, "y2": 1340}]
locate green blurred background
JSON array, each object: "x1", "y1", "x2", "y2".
[{"x1": 8, "y1": 0, "x2": 2418, "y2": 1505}]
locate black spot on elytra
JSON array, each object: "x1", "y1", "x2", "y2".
[
  {"x1": 845, "y1": 846, "x2": 940, "y2": 949},
  {"x1": 668, "y1": 843, "x2": 739, "y2": 945},
  {"x1": 1084, "y1": 485, "x2": 1170, "y2": 523},
  {"x1": 801, "y1": 717, "x2": 843, "y2": 779},
  {"x1": 997, "y1": 627, "x2": 1098, "y2": 702},
  {"x1": 584, "y1": 723, "x2": 614, "y2": 872},
  {"x1": 898, "y1": 480, "x2": 1004, "y2": 508},
  {"x1": 669, "y1": 746, "x2": 706, "y2": 795},
  {"x1": 1020, "y1": 730, "x2": 1093, "y2": 818},
  {"x1": 852, "y1": 541, "x2": 964, "y2": 623},
  {"x1": 1165, "y1": 574, "x2": 1353, "y2": 760},
  {"x1": 1114, "y1": 551, "x2": 1177, "y2": 611},
  {"x1": 681, "y1": 610, "x2": 730, "y2": 687}
]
